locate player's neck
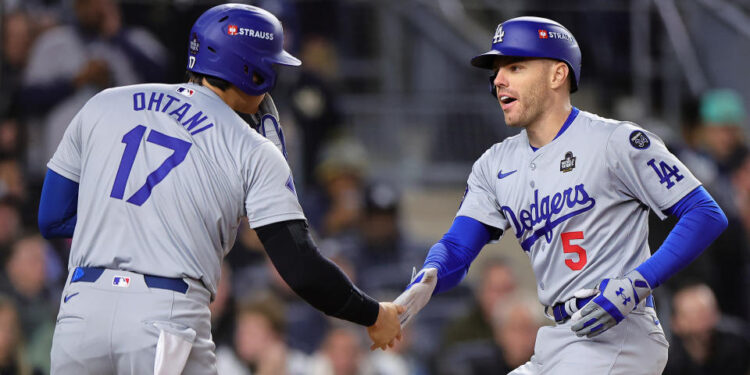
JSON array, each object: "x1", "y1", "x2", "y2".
[
  {"x1": 200, "y1": 79, "x2": 262, "y2": 114},
  {"x1": 525, "y1": 102, "x2": 573, "y2": 148}
]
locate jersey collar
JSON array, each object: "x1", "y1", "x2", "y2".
[
  {"x1": 530, "y1": 107, "x2": 580, "y2": 152},
  {"x1": 185, "y1": 83, "x2": 229, "y2": 106}
]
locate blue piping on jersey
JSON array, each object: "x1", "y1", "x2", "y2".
[{"x1": 530, "y1": 107, "x2": 580, "y2": 152}]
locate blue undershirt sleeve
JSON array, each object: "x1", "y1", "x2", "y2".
[
  {"x1": 422, "y1": 216, "x2": 497, "y2": 294},
  {"x1": 635, "y1": 186, "x2": 727, "y2": 288},
  {"x1": 38, "y1": 169, "x2": 79, "y2": 238}
]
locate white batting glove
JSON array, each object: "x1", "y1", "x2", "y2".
[
  {"x1": 571, "y1": 270, "x2": 652, "y2": 338},
  {"x1": 392, "y1": 267, "x2": 438, "y2": 329},
  {"x1": 251, "y1": 94, "x2": 287, "y2": 158}
]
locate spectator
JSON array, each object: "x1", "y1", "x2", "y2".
[
  {"x1": 0, "y1": 197, "x2": 23, "y2": 257},
  {"x1": 264, "y1": 251, "x2": 360, "y2": 354},
  {"x1": 215, "y1": 292, "x2": 309, "y2": 375},
  {"x1": 3, "y1": 0, "x2": 61, "y2": 32},
  {"x1": 673, "y1": 95, "x2": 718, "y2": 188},
  {"x1": 368, "y1": 324, "x2": 424, "y2": 375},
  {"x1": 0, "y1": 117, "x2": 25, "y2": 160},
  {"x1": 226, "y1": 218, "x2": 272, "y2": 291},
  {"x1": 0, "y1": 295, "x2": 41, "y2": 375},
  {"x1": 209, "y1": 262, "x2": 235, "y2": 347},
  {"x1": 266, "y1": 259, "x2": 329, "y2": 354},
  {"x1": 715, "y1": 148, "x2": 750, "y2": 319},
  {"x1": 698, "y1": 89, "x2": 747, "y2": 174},
  {"x1": 0, "y1": 11, "x2": 33, "y2": 117},
  {"x1": 285, "y1": 36, "x2": 344, "y2": 188},
  {"x1": 491, "y1": 294, "x2": 545, "y2": 370},
  {"x1": 0, "y1": 235, "x2": 58, "y2": 373},
  {"x1": 437, "y1": 293, "x2": 544, "y2": 375},
  {"x1": 304, "y1": 138, "x2": 369, "y2": 236},
  {"x1": 20, "y1": 0, "x2": 168, "y2": 175},
  {"x1": 0, "y1": 159, "x2": 24, "y2": 200},
  {"x1": 261, "y1": 251, "x2": 365, "y2": 355},
  {"x1": 656, "y1": 147, "x2": 750, "y2": 320},
  {"x1": 663, "y1": 283, "x2": 750, "y2": 375},
  {"x1": 351, "y1": 182, "x2": 427, "y2": 295},
  {"x1": 441, "y1": 258, "x2": 517, "y2": 347},
  {"x1": 654, "y1": 89, "x2": 750, "y2": 320},
  {"x1": 309, "y1": 325, "x2": 375, "y2": 375}
]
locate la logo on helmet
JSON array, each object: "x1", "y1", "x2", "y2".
[{"x1": 493, "y1": 24, "x2": 504, "y2": 43}]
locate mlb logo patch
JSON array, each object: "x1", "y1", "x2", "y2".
[
  {"x1": 227, "y1": 24, "x2": 238, "y2": 35},
  {"x1": 538, "y1": 29, "x2": 548, "y2": 39},
  {"x1": 177, "y1": 87, "x2": 195, "y2": 97},
  {"x1": 113, "y1": 276, "x2": 131, "y2": 287}
]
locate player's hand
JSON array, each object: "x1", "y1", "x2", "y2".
[
  {"x1": 251, "y1": 94, "x2": 287, "y2": 158},
  {"x1": 393, "y1": 267, "x2": 438, "y2": 329},
  {"x1": 367, "y1": 302, "x2": 405, "y2": 351},
  {"x1": 571, "y1": 270, "x2": 652, "y2": 338}
]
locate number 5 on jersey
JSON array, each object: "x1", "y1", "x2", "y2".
[
  {"x1": 110, "y1": 125, "x2": 192, "y2": 206},
  {"x1": 561, "y1": 231, "x2": 587, "y2": 271}
]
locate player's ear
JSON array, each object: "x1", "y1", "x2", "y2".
[{"x1": 549, "y1": 61, "x2": 569, "y2": 90}]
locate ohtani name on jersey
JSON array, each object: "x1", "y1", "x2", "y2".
[
  {"x1": 132, "y1": 91, "x2": 214, "y2": 136},
  {"x1": 501, "y1": 184, "x2": 595, "y2": 251}
]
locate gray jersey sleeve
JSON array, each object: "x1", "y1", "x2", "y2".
[
  {"x1": 456, "y1": 147, "x2": 510, "y2": 231},
  {"x1": 606, "y1": 123, "x2": 701, "y2": 219},
  {"x1": 47, "y1": 102, "x2": 86, "y2": 182},
  {"x1": 244, "y1": 141, "x2": 306, "y2": 228}
]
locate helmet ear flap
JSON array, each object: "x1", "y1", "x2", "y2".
[
  {"x1": 489, "y1": 75, "x2": 497, "y2": 98},
  {"x1": 245, "y1": 61, "x2": 276, "y2": 95}
]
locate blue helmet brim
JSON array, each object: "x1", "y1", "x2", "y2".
[
  {"x1": 470, "y1": 50, "x2": 503, "y2": 69},
  {"x1": 270, "y1": 50, "x2": 301, "y2": 67}
]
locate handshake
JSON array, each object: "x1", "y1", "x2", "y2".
[{"x1": 366, "y1": 268, "x2": 438, "y2": 350}]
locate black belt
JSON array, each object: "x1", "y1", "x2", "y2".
[
  {"x1": 551, "y1": 294, "x2": 654, "y2": 323},
  {"x1": 70, "y1": 267, "x2": 189, "y2": 294}
]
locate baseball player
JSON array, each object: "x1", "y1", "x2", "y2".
[
  {"x1": 38, "y1": 4, "x2": 402, "y2": 374},
  {"x1": 392, "y1": 17, "x2": 728, "y2": 374}
]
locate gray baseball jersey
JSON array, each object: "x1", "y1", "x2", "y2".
[
  {"x1": 457, "y1": 108, "x2": 700, "y2": 307},
  {"x1": 48, "y1": 83, "x2": 305, "y2": 296}
]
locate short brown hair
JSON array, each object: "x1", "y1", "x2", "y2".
[{"x1": 185, "y1": 71, "x2": 232, "y2": 91}]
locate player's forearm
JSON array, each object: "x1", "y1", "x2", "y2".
[
  {"x1": 255, "y1": 220, "x2": 380, "y2": 326},
  {"x1": 423, "y1": 216, "x2": 494, "y2": 294},
  {"x1": 635, "y1": 186, "x2": 728, "y2": 288},
  {"x1": 38, "y1": 169, "x2": 79, "y2": 238}
]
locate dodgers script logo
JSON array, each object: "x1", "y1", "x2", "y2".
[{"x1": 501, "y1": 184, "x2": 595, "y2": 251}]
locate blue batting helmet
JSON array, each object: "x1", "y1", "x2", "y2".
[
  {"x1": 187, "y1": 4, "x2": 300, "y2": 95},
  {"x1": 471, "y1": 16, "x2": 581, "y2": 93}
]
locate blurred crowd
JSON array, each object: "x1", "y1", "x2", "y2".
[{"x1": 1, "y1": 1, "x2": 750, "y2": 374}]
